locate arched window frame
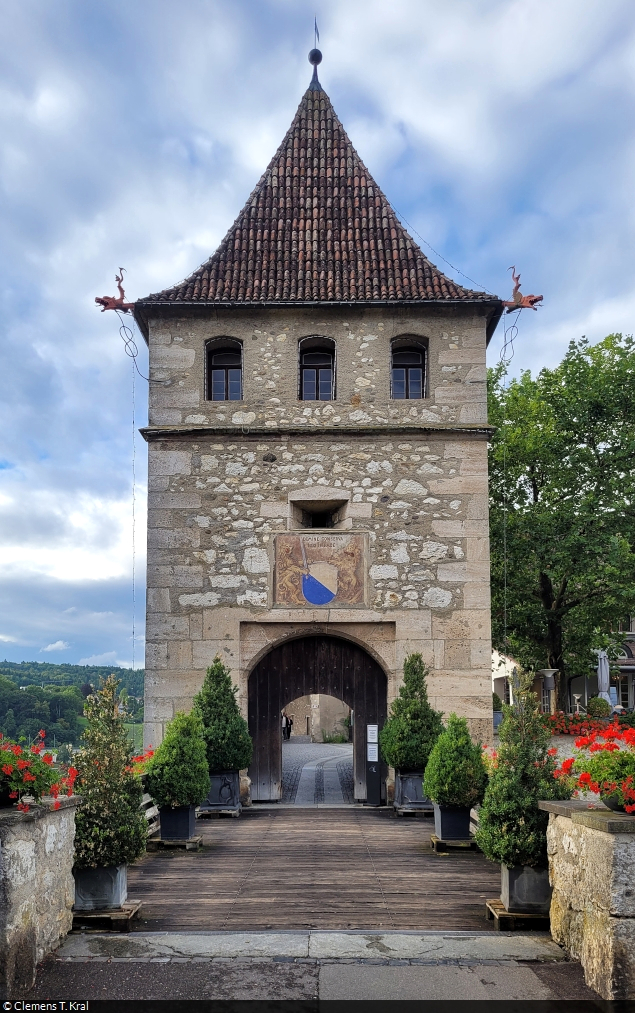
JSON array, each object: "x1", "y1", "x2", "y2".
[
  {"x1": 298, "y1": 336, "x2": 336, "y2": 401},
  {"x1": 205, "y1": 338, "x2": 243, "y2": 402},
  {"x1": 390, "y1": 337, "x2": 428, "y2": 400}
]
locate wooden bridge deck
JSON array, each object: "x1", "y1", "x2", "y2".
[{"x1": 127, "y1": 808, "x2": 500, "y2": 932}]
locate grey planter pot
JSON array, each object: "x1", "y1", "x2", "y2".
[
  {"x1": 198, "y1": 770, "x2": 241, "y2": 814},
  {"x1": 433, "y1": 803, "x2": 472, "y2": 840},
  {"x1": 73, "y1": 864, "x2": 127, "y2": 911},
  {"x1": 501, "y1": 864, "x2": 551, "y2": 914},
  {"x1": 493, "y1": 710, "x2": 503, "y2": 731},
  {"x1": 393, "y1": 771, "x2": 433, "y2": 811},
  {"x1": 160, "y1": 804, "x2": 197, "y2": 840}
]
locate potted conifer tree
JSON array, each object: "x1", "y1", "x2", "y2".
[
  {"x1": 146, "y1": 710, "x2": 210, "y2": 841},
  {"x1": 73, "y1": 676, "x2": 147, "y2": 911},
  {"x1": 379, "y1": 654, "x2": 443, "y2": 813},
  {"x1": 424, "y1": 713, "x2": 487, "y2": 840},
  {"x1": 194, "y1": 657, "x2": 253, "y2": 814},
  {"x1": 475, "y1": 670, "x2": 572, "y2": 913}
]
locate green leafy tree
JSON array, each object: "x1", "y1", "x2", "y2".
[
  {"x1": 423, "y1": 713, "x2": 487, "y2": 807},
  {"x1": 379, "y1": 654, "x2": 443, "y2": 771},
  {"x1": 475, "y1": 670, "x2": 571, "y2": 868},
  {"x1": 488, "y1": 334, "x2": 635, "y2": 711},
  {"x1": 73, "y1": 675, "x2": 147, "y2": 869},
  {"x1": 193, "y1": 657, "x2": 252, "y2": 772},
  {"x1": 146, "y1": 710, "x2": 210, "y2": 808}
]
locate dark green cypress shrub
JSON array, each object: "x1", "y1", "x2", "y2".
[
  {"x1": 73, "y1": 675, "x2": 147, "y2": 869},
  {"x1": 194, "y1": 657, "x2": 253, "y2": 773},
  {"x1": 146, "y1": 710, "x2": 210, "y2": 808},
  {"x1": 379, "y1": 654, "x2": 443, "y2": 771},
  {"x1": 475, "y1": 670, "x2": 571, "y2": 868},
  {"x1": 423, "y1": 713, "x2": 487, "y2": 807}
]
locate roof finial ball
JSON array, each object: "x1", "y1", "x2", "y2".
[{"x1": 308, "y1": 47, "x2": 322, "y2": 90}]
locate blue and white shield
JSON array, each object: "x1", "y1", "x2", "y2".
[{"x1": 302, "y1": 561, "x2": 338, "y2": 606}]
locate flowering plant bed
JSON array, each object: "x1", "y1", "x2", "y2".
[
  {"x1": 547, "y1": 712, "x2": 635, "y2": 735},
  {"x1": 547, "y1": 713, "x2": 611, "y2": 736},
  {"x1": 0, "y1": 730, "x2": 77, "y2": 811},
  {"x1": 554, "y1": 721, "x2": 635, "y2": 812},
  {"x1": 130, "y1": 747, "x2": 155, "y2": 775}
]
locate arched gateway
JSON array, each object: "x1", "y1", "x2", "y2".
[{"x1": 248, "y1": 636, "x2": 387, "y2": 802}]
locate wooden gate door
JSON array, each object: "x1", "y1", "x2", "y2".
[{"x1": 248, "y1": 635, "x2": 387, "y2": 802}]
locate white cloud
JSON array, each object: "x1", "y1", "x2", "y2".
[
  {"x1": 40, "y1": 640, "x2": 70, "y2": 652},
  {"x1": 78, "y1": 651, "x2": 132, "y2": 669}
]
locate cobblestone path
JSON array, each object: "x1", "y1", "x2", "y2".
[{"x1": 282, "y1": 741, "x2": 353, "y2": 805}]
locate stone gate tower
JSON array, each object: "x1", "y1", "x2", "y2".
[{"x1": 135, "y1": 53, "x2": 502, "y2": 801}]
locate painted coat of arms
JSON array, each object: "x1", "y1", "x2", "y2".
[{"x1": 274, "y1": 533, "x2": 366, "y2": 607}]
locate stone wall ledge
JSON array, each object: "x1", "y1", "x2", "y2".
[
  {"x1": 140, "y1": 423, "x2": 495, "y2": 442},
  {"x1": 539, "y1": 799, "x2": 635, "y2": 833},
  {"x1": 0, "y1": 795, "x2": 79, "y2": 1000},
  {"x1": 0, "y1": 794, "x2": 80, "y2": 826}
]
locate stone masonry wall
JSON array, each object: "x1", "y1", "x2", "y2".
[
  {"x1": 146, "y1": 304, "x2": 488, "y2": 429},
  {"x1": 144, "y1": 428, "x2": 491, "y2": 745},
  {"x1": 547, "y1": 809, "x2": 635, "y2": 1000},
  {"x1": 0, "y1": 798, "x2": 77, "y2": 999},
  {"x1": 143, "y1": 303, "x2": 493, "y2": 751}
]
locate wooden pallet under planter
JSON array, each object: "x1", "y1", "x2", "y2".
[
  {"x1": 486, "y1": 897, "x2": 550, "y2": 931},
  {"x1": 430, "y1": 834, "x2": 479, "y2": 854},
  {"x1": 146, "y1": 834, "x2": 203, "y2": 852},
  {"x1": 395, "y1": 806, "x2": 434, "y2": 817},
  {"x1": 72, "y1": 900, "x2": 142, "y2": 932}
]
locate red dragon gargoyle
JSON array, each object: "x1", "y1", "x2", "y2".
[
  {"x1": 95, "y1": 269, "x2": 135, "y2": 313},
  {"x1": 502, "y1": 267, "x2": 543, "y2": 313}
]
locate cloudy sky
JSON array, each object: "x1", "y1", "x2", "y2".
[{"x1": 1, "y1": 0, "x2": 633, "y2": 667}]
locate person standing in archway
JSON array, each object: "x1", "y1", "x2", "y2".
[{"x1": 281, "y1": 712, "x2": 290, "y2": 740}]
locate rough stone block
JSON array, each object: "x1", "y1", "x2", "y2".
[
  {"x1": 150, "y1": 492, "x2": 202, "y2": 509},
  {"x1": 147, "y1": 588, "x2": 171, "y2": 613},
  {"x1": 148, "y1": 450, "x2": 192, "y2": 476},
  {"x1": 146, "y1": 615, "x2": 190, "y2": 639},
  {"x1": 167, "y1": 640, "x2": 193, "y2": 670}
]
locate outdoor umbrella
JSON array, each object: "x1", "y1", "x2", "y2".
[{"x1": 596, "y1": 650, "x2": 611, "y2": 704}]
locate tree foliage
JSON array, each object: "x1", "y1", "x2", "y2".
[
  {"x1": 423, "y1": 713, "x2": 487, "y2": 807},
  {"x1": 488, "y1": 334, "x2": 635, "y2": 709},
  {"x1": 475, "y1": 671, "x2": 571, "y2": 868},
  {"x1": 379, "y1": 654, "x2": 443, "y2": 771},
  {"x1": 73, "y1": 676, "x2": 147, "y2": 869},
  {"x1": 146, "y1": 710, "x2": 210, "y2": 808},
  {"x1": 0, "y1": 660, "x2": 144, "y2": 697},
  {"x1": 0, "y1": 674, "x2": 84, "y2": 744},
  {"x1": 193, "y1": 657, "x2": 253, "y2": 773}
]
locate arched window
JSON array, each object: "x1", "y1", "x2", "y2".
[
  {"x1": 299, "y1": 337, "x2": 335, "y2": 401},
  {"x1": 206, "y1": 339, "x2": 242, "y2": 401},
  {"x1": 391, "y1": 339, "x2": 426, "y2": 399}
]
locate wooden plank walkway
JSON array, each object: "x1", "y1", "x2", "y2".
[{"x1": 127, "y1": 808, "x2": 500, "y2": 932}]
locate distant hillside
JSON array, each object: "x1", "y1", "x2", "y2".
[{"x1": 0, "y1": 661, "x2": 144, "y2": 698}]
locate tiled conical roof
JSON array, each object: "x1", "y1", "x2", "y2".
[{"x1": 140, "y1": 71, "x2": 497, "y2": 307}]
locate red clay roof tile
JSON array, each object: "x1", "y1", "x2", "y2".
[{"x1": 141, "y1": 77, "x2": 497, "y2": 307}]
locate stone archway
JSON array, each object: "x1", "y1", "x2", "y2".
[{"x1": 248, "y1": 635, "x2": 387, "y2": 802}]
